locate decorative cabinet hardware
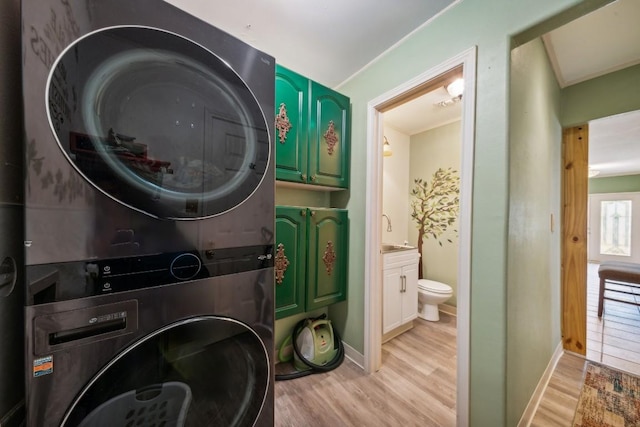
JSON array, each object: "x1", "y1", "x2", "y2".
[
  {"x1": 275, "y1": 65, "x2": 350, "y2": 188},
  {"x1": 324, "y1": 121, "x2": 338, "y2": 155},
  {"x1": 322, "y1": 241, "x2": 336, "y2": 275},
  {"x1": 275, "y1": 206, "x2": 349, "y2": 319},
  {"x1": 274, "y1": 243, "x2": 290, "y2": 285},
  {"x1": 275, "y1": 103, "x2": 292, "y2": 144}
]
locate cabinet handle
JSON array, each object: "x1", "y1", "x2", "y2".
[
  {"x1": 310, "y1": 210, "x2": 316, "y2": 217},
  {"x1": 301, "y1": 173, "x2": 307, "y2": 181},
  {"x1": 402, "y1": 275, "x2": 406, "y2": 292},
  {"x1": 300, "y1": 210, "x2": 306, "y2": 217},
  {"x1": 310, "y1": 174, "x2": 317, "y2": 182}
]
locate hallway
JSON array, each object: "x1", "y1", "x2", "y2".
[{"x1": 586, "y1": 262, "x2": 640, "y2": 375}]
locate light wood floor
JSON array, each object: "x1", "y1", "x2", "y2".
[
  {"x1": 586, "y1": 262, "x2": 640, "y2": 375},
  {"x1": 275, "y1": 269, "x2": 640, "y2": 426},
  {"x1": 275, "y1": 313, "x2": 457, "y2": 426}
]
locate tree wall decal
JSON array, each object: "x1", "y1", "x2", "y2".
[{"x1": 410, "y1": 167, "x2": 460, "y2": 279}]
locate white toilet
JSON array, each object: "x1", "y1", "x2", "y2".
[{"x1": 417, "y1": 279, "x2": 453, "y2": 321}]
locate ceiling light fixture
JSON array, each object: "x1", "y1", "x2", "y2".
[
  {"x1": 383, "y1": 136, "x2": 393, "y2": 157},
  {"x1": 446, "y1": 78, "x2": 464, "y2": 98}
]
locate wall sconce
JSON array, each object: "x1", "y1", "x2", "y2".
[{"x1": 383, "y1": 136, "x2": 393, "y2": 157}]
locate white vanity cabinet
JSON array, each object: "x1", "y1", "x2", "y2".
[{"x1": 382, "y1": 248, "x2": 420, "y2": 334}]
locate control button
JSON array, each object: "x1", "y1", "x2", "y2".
[{"x1": 170, "y1": 253, "x2": 202, "y2": 281}]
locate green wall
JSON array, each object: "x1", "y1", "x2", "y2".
[
  {"x1": 561, "y1": 63, "x2": 640, "y2": 127},
  {"x1": 409, "y1": 121, "x2": 461, "y2": 306},
  {"x1": 334, "y1": 0, "x2": 584, "y2": 425},
  {"x1": 589, "y1": 174, "x2": 640, "y2": 194},
  {"x1": 507, "y1": 37, "x2": 562, "y2": 426}
]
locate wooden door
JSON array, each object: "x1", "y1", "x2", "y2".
[
  {"x1": 274, "y1": 65, "x2": 308, "y2": 183},
  {"x1": 308, "y1": 81, "x2": 350, "y2": 188},
  {"x1": 562, "y1": 125, "x2": 588, "y2": 355}
]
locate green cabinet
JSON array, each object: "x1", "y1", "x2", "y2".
[
  {"x1": 275, "y1": 65, "x2": 350, "y2": 189},
  {"x1": 275, "y1": 206, "x2": 348, "y2": 319}
]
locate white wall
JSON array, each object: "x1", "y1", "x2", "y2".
[{"x1": 381, "y1": 126, "x2": 411, "y2": 244}]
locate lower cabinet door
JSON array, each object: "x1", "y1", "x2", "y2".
[
  {"x1": 274, "y1": 206, "x2": 306, "y2": 319},
  {"x1": 275, "y1": 207, "x2": 348, "y2": 318},
  {"x1": 383, "y1": 267, "x2": 403, "y2": 334},
  {"x1": 400, "y1": 262, "x2": 419, "y2": 324},
  {"x1": 306, "y1": 209, "x2": 348, "y2": 311}
]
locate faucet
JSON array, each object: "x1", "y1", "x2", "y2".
[{"x1": 382, "y1": 214, "x2": 392, "y2": 232}]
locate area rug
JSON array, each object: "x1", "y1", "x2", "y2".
[{"x1": 573, "y1": 362, "x2": 640, "y2": 427}]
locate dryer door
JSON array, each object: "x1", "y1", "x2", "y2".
[
  {"x1": 61, "y1": 317, "x2": 270, "y2": 427},
  {"x1": 48, "y1": 26, "x2": 270, "y2": 220}
]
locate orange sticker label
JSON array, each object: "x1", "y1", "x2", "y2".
[{"x1": 33, "y1": 356, "x2": 53, "y2": 377}]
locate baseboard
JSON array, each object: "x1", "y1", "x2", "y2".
[
  {"x1": 0, "y1": 400, "x2": 24, "y2": 427},
  {"x1": 439, "y1": 303, "x2": 457, "y2": 316},
  {"x1": 517, "y1": 342, "x2": 564, "y2": 427},
  {"x1": 382, "y1": 321, "x2": 413, "y2": 343},
  {"x1": 342, "y1": 340, "x2": 364, "y2": 369}
]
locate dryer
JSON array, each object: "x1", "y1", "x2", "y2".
[{"x1": 21, "y1": 0, "x2": 275, "y2": 425}]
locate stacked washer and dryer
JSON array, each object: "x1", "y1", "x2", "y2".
[{"x1": 22, "y1": 0, "x2": 275, "y2": 425}]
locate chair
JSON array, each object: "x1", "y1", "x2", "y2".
[{"x1": 597, "y1": 261, "x2": 640, "y2": 317}]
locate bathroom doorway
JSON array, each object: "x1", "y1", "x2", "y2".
[{"x1": 363, "y1": 47, "x2": 476, "y2": 425}]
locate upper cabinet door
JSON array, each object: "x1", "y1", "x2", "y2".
[
  {"x1": 274, "y1": 66, "x2": 308, "y2": 184},
  {"x1": 306, "y1": 208, "x2": 348, "y2": 311},
  {"x1": 309, "y1": 81, "x2": 350, "y2": 189}
]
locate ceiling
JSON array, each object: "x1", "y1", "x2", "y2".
[
  {"x1": 165, "y1": 0, "x2": 640, "y2": 178},
  {"x1": 165, "y1": 0, "x2": 457, "y2": 88},
  {"x1": 385, "y1": 0, "x2": 640, "y2": 178},
  {"x1": 543, "y1": 0, "x2": 640, "y2": 177}
]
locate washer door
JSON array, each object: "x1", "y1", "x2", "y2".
[
  {"x1": 61, "y1": 317, "x2": 270, "y2": 427},
  {"x1": 48, "y1": 26, "x2": 270, "y2": 219}
]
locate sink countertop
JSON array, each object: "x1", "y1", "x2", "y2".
[{"x1": 381, "y1": 243, "x2": 417, "y2": 253}]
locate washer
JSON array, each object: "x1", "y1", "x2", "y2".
[
  {"x1": 25, "y1": 267, "x2": 273, "y2": 427},
  {"x1": 21, "y1": 0, "x2": 275, "y2": 425}
]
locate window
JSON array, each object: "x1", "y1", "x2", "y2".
[{"x1": 600, "y1": 200, "x2": 632, "y2": 256}]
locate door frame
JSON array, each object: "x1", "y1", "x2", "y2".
[
  {"x1": 363, "y1": 46, "x2": 476, "y2": 427},
  {"x1": 561, "y1": 125, "x2": 589, "y2": 355}
]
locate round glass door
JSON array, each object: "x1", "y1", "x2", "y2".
[
  {"x1": 62, "y1": 317, "x2": 270, "y2": 427},
  {"x1": 47, "y1": 26, "x2": 270, "y2": 219}
]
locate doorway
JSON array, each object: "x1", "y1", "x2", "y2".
[{"x1": 363, "y1": 46, "x2": 476, "y2": 426}]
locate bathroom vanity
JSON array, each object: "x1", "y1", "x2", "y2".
[{"x1": 381, "y1": 245, "x2": 420, "y2": 342}]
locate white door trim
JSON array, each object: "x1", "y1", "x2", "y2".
[{"x1": 363, "y1": 46, "x2": 476, "y2": 427}]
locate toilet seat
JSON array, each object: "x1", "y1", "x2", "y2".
[{"x1": 418, "y1": 279, "x2": 452, "y2": 294}]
